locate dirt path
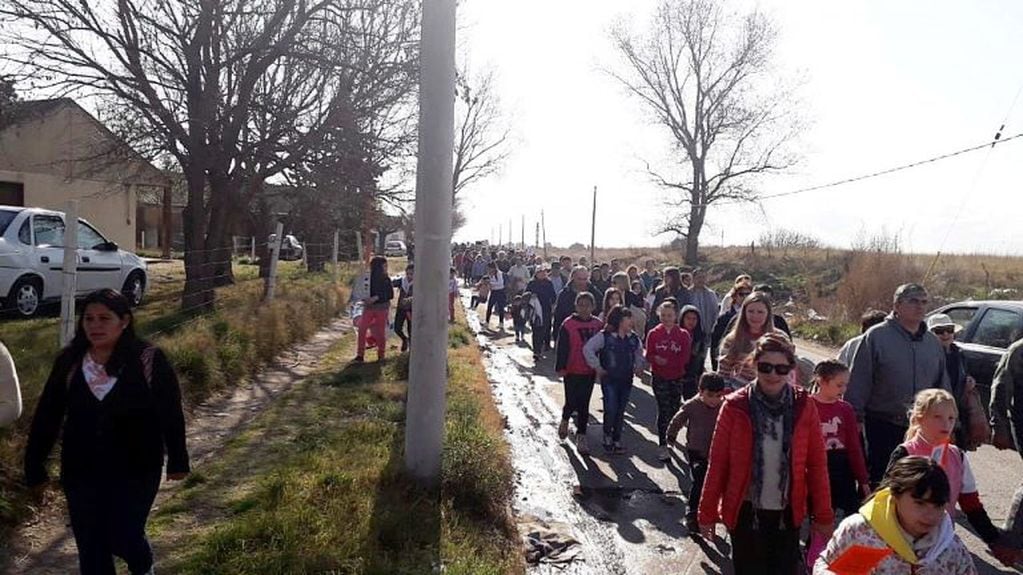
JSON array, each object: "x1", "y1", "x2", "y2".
[
  {"x1": 463, "y1": 292, "x2": 733, "y2": 575},
  {"x1": 2, "y1": 317, "x2": 353, "y2": 575}
]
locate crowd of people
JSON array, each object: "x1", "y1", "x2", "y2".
[
  {"x1": 7, "y1": 241, "x2": 1023, "y2": 574},
  {"x1": 453, "y1": 244, "x2": 1023, "y2": 575}
]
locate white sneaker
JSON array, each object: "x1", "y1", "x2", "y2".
[{"x1": 657, "y1": 445, "x2": 671, "y2": 462}]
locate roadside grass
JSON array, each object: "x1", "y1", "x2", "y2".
[
  {"x1": 0, "y1": 260, "x2": 352, "y2": 544},
  {"x1": 149, "y1": 305, "x2": 520, "y2": 574},
  {"x1": 790, "y1": 318, "x2": 860, "y2": 348}
]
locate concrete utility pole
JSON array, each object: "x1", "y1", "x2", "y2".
[
  {"x1": 405, "y1": 0, "x2": 456, "y2": 487},
  {"x1": 541, "y1": 209, "x2": 548, "y2": 258},
  {"x1": 59, "y1": 200, "x2": 79, "y2": 347},
  {"x1": 590, "y1": 186, "x2": 597, "y2": 265}
]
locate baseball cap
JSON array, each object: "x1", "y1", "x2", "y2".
[{"x1": 894, "y1": 283, "x2": 928, "y2": 303}]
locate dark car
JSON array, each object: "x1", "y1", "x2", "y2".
[{"x1": 931, "y1": 301, "x2": 1023, "y2": 404}]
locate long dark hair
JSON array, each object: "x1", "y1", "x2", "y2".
[
  {"x1": 69, "y1": 289, "x2": 145, "y2": 374},
  {"x1": 880, "y1": 455, "x2": 950, "y2": 506},
  {"x1": 369, "y1": 255, "x2": 388, "y2": 283},
  {"x1": 603, "y1": 304, "x2": 632, "y2": 333}
]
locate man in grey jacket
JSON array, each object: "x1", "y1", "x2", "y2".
[
  {"x1": 991, "y1": 338, "x2": 1023, "y2": 554},
  {"x1": 846, "y1": 283, "x2": 951, "y2": 485}
]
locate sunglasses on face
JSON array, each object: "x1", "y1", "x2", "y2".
[
  {"x1": 932, "y1": 327, "x2": 955, "y2": 335},
  {"x1": 905, "y1": 297, "x2": 928, "y2": 306},
  {"x1": 756, "y1": 362, "x2": 794, "y2": 375}
]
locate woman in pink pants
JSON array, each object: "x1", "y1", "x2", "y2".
[{"x1": 356, "y1": 255, "x2": 394, "y2": 363}]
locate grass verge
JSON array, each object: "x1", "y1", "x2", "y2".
[
  {"x1": 0, "y1": 260, "x2": 353, "y2": 544},
  {"x1": 147, "y1": 305, "x2": 520, "y2": 574}
]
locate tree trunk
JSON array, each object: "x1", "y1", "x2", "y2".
[
  {"x1": 206, "y1": 179, "x2": 238, "y2": 287},
  {"x1": 181, "y1": 167, "x2": 214, "y2": 313},
  {"x1": 306, "y1": 236, "x2": 328, "y2": 272}
]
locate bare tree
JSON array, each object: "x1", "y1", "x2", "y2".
[
  {"x1": 0, "y1": 0, "x2": 352, "y2": 311},
  {"x1": 0, "y1": 75, "x2": 17, "y2": 125},
  {"x1": 451, "y1": 65, "x2": 510, "y2": 232},
  {"x1": 608, "y1": 0, "x2": 802, "y2": 265}
]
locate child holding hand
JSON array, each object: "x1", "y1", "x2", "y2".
[{"x1": 667, "y1": 372, "x2": 728, "y2": 534}]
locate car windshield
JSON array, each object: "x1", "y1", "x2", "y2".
[{"x1": 0, "y1": 209, "x2": 19, "y2": 235}]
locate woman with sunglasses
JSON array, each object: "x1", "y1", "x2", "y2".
[
  {"x1": 699, "y1": 333, "x2": 834, "y2": 574},
  {"x1": 717, "y1": 292, "x2": 780, "y2": 385},
  {"x1": 927, "y1": 313, "x2": 979, "y2": 449}
]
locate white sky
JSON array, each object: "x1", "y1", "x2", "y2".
[{"x1": 453, "y1": 0, "x2": 1023, "y2": 255}]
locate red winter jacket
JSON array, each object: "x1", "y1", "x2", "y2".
[{"x1": 698, "y1": 384, "x2": 834, "y2": 531}]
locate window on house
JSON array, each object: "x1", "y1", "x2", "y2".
[{"x1": 0, "y1": 182, "x2": 24, "y2": 207}]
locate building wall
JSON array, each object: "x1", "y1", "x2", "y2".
[{"x1": 0, "y1": 168, "x2": 141, "y2": 249}]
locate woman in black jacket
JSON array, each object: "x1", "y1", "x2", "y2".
[
  {"x1": 25, "y1": 289, "x2": 189, "y2": 575},
  {"x1": 356, "y1": 255, "x2": 395, "y2": 362}
]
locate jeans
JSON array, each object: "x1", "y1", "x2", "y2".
[
  {"x1": 357, "y1": 307, "x2": 389, "y2": 359},
  {"x1": 394, "y1": 306, "x2": 411, "y2": 349},
  {"x1": 64, "y1": 472, "x2": 162, "y2": 575},
  {"x1": 601, "y1": 376, "x2": 633, "y2": 441},
  {"x1": 562, "y1": 374, "x2": 596, "y2": 434},
  {"x1": 865, "y1": 415, "x2": 908, "y2": 487},
  {"x1": 730, "y1": 503, "x2": 801, "y2": 575},
  {"x1": 686, "y1": 451, "x2": 708, "y2": 521},
  {"x1": 652, "y1": 376, "x2": 684, "y2": 446},
  {"x1": 485, "y1": 288, "x2": 507, "y2": 327}
]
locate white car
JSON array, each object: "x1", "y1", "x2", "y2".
[
  {"x1": 0, "y1": 206, "x2": 148, "y2": 317},
  {"x1": 384, "y1": 240, "x2": 407, "y2": 257}
]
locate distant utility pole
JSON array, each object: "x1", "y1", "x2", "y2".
[
  {"x1": 590, "y1": 186, "x2": 597, "y2": 265},
  {"x1": 535, "y1": 222, "x2": 540, "y2": 250},
  {"x1": 541, "y1": 209, "x2": 548, "y2": 258},
  {"x1": 405, "y1": 0, "x2": 456, "y2": 488},
  {"x1": 520, "y1": 215, "x2": 524, "y2": 249}
]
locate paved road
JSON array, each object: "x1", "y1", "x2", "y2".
[{"x1": 466, "y1": 294, "x2": 1021, "y2": 574}]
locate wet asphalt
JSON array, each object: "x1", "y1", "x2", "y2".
[{"x1": 464, "y1": 291, "x2": 1022, "y2": 574}]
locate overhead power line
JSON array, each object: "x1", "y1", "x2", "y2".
[{"x1": 751, "y1": 131, "x2": 1023, "y2": 204}]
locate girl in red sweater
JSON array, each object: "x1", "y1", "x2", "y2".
[
  {"x1": 645, "y1": 301, "x2": 692, "y2": 462},
  {"x1": 699, "y1": 333, "x2": 834, "y2": 575},
  {"x1": 810, "y1": 360, "x2": 870, "y2": 518}
]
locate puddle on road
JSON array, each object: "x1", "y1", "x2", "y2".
[{"x1": 461, "y1": 292, "x2": 730, "y2": 575}]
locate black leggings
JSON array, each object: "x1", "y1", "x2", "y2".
[
  {"x1": 64, "y1": 472, "x2": 162, "y2": 575},
  {"x1": 652, "y1": 376, "x2": 684, "y2": 446},
  {"x1": 486, "y1": 288, "x2": 507, "y2": 327},
  {"x1": 562, "y1": 374, "x2": 596, "y2": 434}
]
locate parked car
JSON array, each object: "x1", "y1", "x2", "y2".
[
  {"x1": 269, "y1": 233, "x2": 304, "y2": 261},
  {"x1": 384, "y1": 240, "x2": 407, "y2": 257},
  {"x1": 930, "y1": 300, "x2": 1023, "y2": 405},
  {"x1": 0, "y1": 206, "x2": 148, "y2": 317}
]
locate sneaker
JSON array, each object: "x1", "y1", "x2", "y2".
[
  {"x1": 557, "y1": 419, "x2": 570, "y2": 440},
  {"x1": 352, "y1": 356, "x2": 364, "y2": 363},
  {"x1": 603, "y1": 434, "x2": 614, "y2": 453},
  {"x1": 613, "y1": 441, "x2": 625, "y2": 454},
  {"x1": 576, "y1": 435, "x2": 590, "y2": 455},
  {"x1": 657, "y1": 445, "x2": 671, "y2": 462}
]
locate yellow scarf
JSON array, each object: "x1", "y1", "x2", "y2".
[{"x1": 859, "y1": 488, "x2": 917, "y2": 564}]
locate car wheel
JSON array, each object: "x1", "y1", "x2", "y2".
[
  {"x1": 123, "y1": 271, "x2": 145, "y2": 307},
  {"x1": 8, "y1": 277, "x2": 42, "y2": 318}
]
